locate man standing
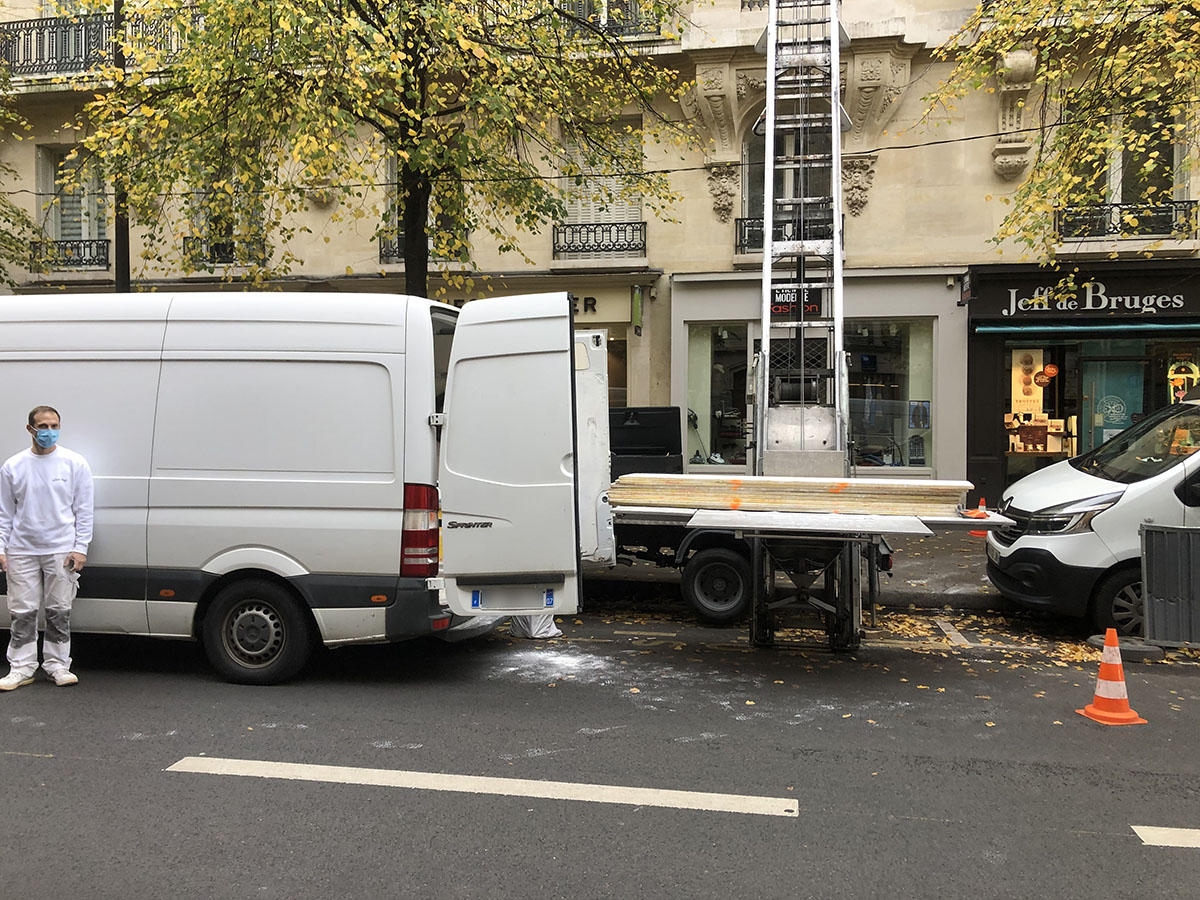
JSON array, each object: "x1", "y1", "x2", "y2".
[{"x1": 0, "y1": 406, "x2": 93, "y2": 690}]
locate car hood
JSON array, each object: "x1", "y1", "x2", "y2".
[{"x1": 1002, "y1": 459, "x2": 1126, "y2": 513}]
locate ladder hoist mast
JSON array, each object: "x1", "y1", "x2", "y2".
[{"x1": 753, "y1": 0, "x2": 849, "y2": 477}]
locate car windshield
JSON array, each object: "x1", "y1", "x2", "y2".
[{"x1": 1071, "y1": 401, "x2": 1200, "y2": 484}]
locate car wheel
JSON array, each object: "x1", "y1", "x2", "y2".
[
  {"x1": 1090, "y1": 568, "x2": 1144, "y2": 637},
  {"x1": 203, "y1": 579, "x2": 313, "y2": 684},
  {"x1": 682, "y1": 548, "x2": 751, "y2": 624}
]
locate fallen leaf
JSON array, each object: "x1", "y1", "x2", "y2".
[{"x1": 628, "y1": 688, "x2": 640, "y2": 693}]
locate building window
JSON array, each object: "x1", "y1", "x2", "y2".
[
  {"x1": 33, "y1": 146, "x2": 109, "y2": 270},
  {"x1": 184, "y1": 169, "x2": 266, "y2": 267},
  {"x1": 380, "y1": 155, "x2": 468, "y2": 265},
  {"x1": 846, "y1": 319, "x2": 934, "y2": 469},
  {"x1": 686, "y1": 324, "x2": 749, "y2": 466},
  {"x1": 555, "y1": 131, "x2": 646, "y2": 260},
  {"x1": 737, "y1": 124, "x2": 833, "y2": 253},
  {"x1": 1057, "y1": 113, "x2": 1193, "y2": 239}
]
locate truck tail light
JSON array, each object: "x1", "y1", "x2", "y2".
[{"x1": 401, "y1": 483, "x2": 440, "y2": 578}]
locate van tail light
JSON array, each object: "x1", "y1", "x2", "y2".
[{"x1": 401, "y1": 483, "x2": 440, "y2": 578}]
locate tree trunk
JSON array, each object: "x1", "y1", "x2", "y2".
[{"x1": 401, "y1": 170, "x2": 431, "y2": 298}]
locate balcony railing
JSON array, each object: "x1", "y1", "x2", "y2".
[
  {"x1": 30, "y1": 238, "x2": 110, "y2": 270},
  {"x1": 1056, "y1": 201, "x2": 1198, "y2": 240},
  {"x1": 735, "y1": 210, "x2": 835, "y2": 254},
  {"x1": 379, "y1": 234, "x2": 469, "y2": 265},
  {"x1": 564, "y1": 0, "x2": 660, "y2": 37},
  {"x1": 183, "y1": 237, "x2": 267, "y2": 267},
  {"x1": 553, "y1": 221, "x2": 646, "y2": 259},
  {"x1": 0, "y1": 14, "x2": 179, "y2": 77}
]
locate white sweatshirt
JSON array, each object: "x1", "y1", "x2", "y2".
[{"x1": 0, "y1": 447, "x2": 94, "y2": 556}]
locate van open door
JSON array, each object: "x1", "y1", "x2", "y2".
[{"x1": 439, "y1": 293, "x2": 583, "y2": 616}]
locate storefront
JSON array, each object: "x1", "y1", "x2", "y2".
[
  {"x1": 964, "y1": 262, "x2": 1200, "y2": 505},
  {"x1": 669, "y1": 268, "x2": 969, "y2": 478}
]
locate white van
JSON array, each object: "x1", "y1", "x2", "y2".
[
  {"x1": 0, "y1": 291, "x2": 610, "y2": 683},
  {"x1": 986, "y1": 399, "x2": 1200, "y2": 634}
]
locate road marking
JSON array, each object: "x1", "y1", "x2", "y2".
[
  {"x1": 613, "y1": 630, "x2": 678, "y2": 638},
  {"x1": 1133, "y1": 825, "x2": 1200, "y2": 848},
  {"x1": 934, "y1": 618, "x2": 972, "y2": 647},
  {"x1": 166, "y1": 756, "x2": 799, "y2": 818}
]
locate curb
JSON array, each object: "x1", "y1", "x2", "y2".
[{"x1": 1085, "y1": 633, "x2": 1166, "y2": 662}]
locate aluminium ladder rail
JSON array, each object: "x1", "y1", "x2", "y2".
[{"x1": 755, "y1": 0, "x2": 848, "y2": 477}]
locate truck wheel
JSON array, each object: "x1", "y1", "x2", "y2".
[
  {"x1": 203, "y1": 579, "x2": 313, "y2": 685},
  {"x1": 1090, "y1": 569, "x2": 1144, "y2": 637},
  {"x1": 682, "y1": 548, "x2": 751, "y2": 624}
]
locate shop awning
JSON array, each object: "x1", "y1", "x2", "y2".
[{"x1": 974, "y1": 321, "x2": 1200, "y2": 333}]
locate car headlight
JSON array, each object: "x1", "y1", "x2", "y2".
[{"x1": 1026, "y1": 492, "x2": 1123, "y2": 535}]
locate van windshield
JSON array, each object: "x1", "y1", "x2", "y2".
[{"x1": 1071, "y1": 401, "x2": 1200, "y2": 484}]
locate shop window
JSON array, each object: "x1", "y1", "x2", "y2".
[
  {"x1": 1000, "y1": 337, "x2": 1200, "y2": 487},
  {"x1": 687, "y1": 324, "x2": 749, "y2": 466},
  {"x1": 607, "y1": 337, "x2": 628, "y2": 406},
  {"x1": 846, "y1": 320, "x2": 934, "y2": 469}
]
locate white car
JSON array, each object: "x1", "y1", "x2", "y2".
[{"x1": 987, "y1": 399, "x2": 1200, "y2": 635}]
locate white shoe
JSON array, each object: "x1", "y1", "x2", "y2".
[
  {"x1": 50, "y1": 670, "x2": 78, "y2": 687},
  {"x1": 0, "y1": 671, "x2": 35, "y2": 691}
]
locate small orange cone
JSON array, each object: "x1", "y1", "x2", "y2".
[
  {"x1": 968, "y1": 497, "x2": 988, "y2": 537},
  {"x1": 1076, "y1": 628, "x2": 1147, "y2": 726}
]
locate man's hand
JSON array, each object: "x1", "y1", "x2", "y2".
[
  {"x1": 0, "y1": 553, "x2": 6, "y2": 573},
  {"x1": 65, "y1": 552, "x2": 86, "y2": 573}
]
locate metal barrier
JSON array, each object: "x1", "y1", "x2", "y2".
[{"x1": 1142, "y1": 524, "x2": 1200, "y2": 647}]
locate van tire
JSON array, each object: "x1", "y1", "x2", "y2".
[
  {"x1": 203, "y1": 580, "x2": 313, "y2": 684},
  {"x1": 682, "y1": 548, "x2": 751, "y2": 623},
  {"x1": 1090, "y1": 568, "x2": 1144, "y2": 637}
]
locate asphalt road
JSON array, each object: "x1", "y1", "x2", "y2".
[{"x1": 3, "y1": 600, "x2": 1199, "y2": 900}]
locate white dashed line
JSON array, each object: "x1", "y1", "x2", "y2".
[
  {"x1": 1132, "y1": 825, "x2": 1200, "y2": 848},
  {"x1": 166, "y1": 756, "x2": 798, "y2": 818}
]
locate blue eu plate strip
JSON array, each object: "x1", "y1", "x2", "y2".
[
  {"x1": 471, "y1": 590, "x2": 481, "y2": 609},
  {"x1": 544, "y1": 589, "x2": 554, "y2": 608}
]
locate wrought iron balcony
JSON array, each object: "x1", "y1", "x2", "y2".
[
  {"x1": 1056, "y1": 201, "x2": 1198, "y2": 240},
  {"x1": 0, "y1": 14, "x2": 179, "y2": 78},
  {"x1": 735, "y1": 211, "x2": 835, "y2": 254},
  {"x1": 379, "y1": 234, "x2": 469, "y2": 265},
  {"x1": 553, "y1": 221, "x2": 646, "y2": 258},
  {"x1": 30, "y1": 239, "x2": 110, "y2": 270},
  {"x1": 563, "y1": 0, "x2": 660, "y2": 37},
  {"x1": 740, "y1": 0, "x2": 768, "y2": 8},
  {"x1": 183, "y1": 237, "x2": 267, "y2": 267}
]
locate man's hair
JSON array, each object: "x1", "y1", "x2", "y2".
[{"x1": 28, "y1": 405, "x2": 60, "y2": 427}]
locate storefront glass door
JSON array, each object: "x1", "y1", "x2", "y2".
[{"x1": 1080, "y1": 359, "x2": 1148, "y2": 452}]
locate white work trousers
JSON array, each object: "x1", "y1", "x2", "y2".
[{"x1": 5, "y1": 553, "x2": 79, "y2": 677}]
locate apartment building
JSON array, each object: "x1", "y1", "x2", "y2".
[{"x1": 3, "y1": 1, "x2": 1198, "y2": 494}]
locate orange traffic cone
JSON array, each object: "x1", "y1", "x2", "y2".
[
  {"x1": 968, "y1": 497, "x2": 988, "y2": 537},
  {"x1": 1076, "y1": 628, "x2": 1147, "y2": 726}
]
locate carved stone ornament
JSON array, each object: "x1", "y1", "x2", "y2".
[
  {"x1": 706, "y1": 164, "x2": 740, "y2": 223},
  {"x1": 992, "y1": 48, "x2": 1037, "y2": 179},
  {"x1": 736, "y1": 71, "x2": 767, "y2": 101},
  {"x1": 841, "y1": 155, "x2": 877, "y2": 217},
  {"x1": 842, "y1": 37, "x2": 922, "y2": 149}
]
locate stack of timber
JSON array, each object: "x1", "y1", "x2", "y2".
[{"x1": 608, "y1": 474, "x2": 972, "y2": 518}]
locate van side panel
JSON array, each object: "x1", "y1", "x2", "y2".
[{"x1": 0, "y1": 300, "x2": 166, "y2": 635}]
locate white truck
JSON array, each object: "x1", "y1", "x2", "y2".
[{"x1": 0, "y1": 291, "x2": 612, "y2": 684}]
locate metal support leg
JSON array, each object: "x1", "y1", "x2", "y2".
[
  {"x1": 749, "y1": 538, "x2": 775, "y2": 647},
  {"x1": 828, "y1": 540, "x2": 862, "y2": 651},
  {"x1": 867, "y1": 538, "x2": 880, "y2": 628}
]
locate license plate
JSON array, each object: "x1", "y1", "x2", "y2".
[{"x1": 986, "y1": 542, "x2": 999, "y2": 565}]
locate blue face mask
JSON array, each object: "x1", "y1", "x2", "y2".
[{"x1": 34, "y1": 428, "x2": 59, "y2": 449}]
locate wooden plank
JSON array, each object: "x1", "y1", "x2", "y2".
[{"x1": 608, "y1": 474, "x2": 970, "y2": 519}]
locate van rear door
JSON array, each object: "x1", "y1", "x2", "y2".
[{"x1": 439, "y1": 293, "x2": 582, "y2": 616}]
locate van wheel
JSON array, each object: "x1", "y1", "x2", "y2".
[
  {"x1": 203, "y1": 580, "x2": 312, "y2": 685},
  {"x1": 1090, "y1": 569, "x2": 1144, "y2": 637},
  {"x1": 682, "y1": 548, "x2": 751, "y2": 624}
]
